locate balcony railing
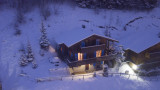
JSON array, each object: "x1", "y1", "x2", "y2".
[
  {"x1": 67, "y1": 54, "x2": 117, "y2": 67},
  {"x1": 81, "y1": 44, "x2": 106, "y2": 53}
]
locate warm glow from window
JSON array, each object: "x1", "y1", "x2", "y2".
[
  {"x1": 78, "y1": 53, "x2": 83, "y2": 61},
  {"x1": 96, "y1": 50, "x2": 102, "y2": 57},
  {"x1": 61, "y1": 47, "x2": 62, "y2": 52}
]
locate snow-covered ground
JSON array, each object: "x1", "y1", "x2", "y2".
[{"x1": 0, "y1": 1, "x2": 160, "y2": 90}]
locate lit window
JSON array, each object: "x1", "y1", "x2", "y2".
[
  {"x1": 61, "y1": 47, "x2": 64, "y2": 54},
  {"x1": 96, "y1": 50, "x2": 102, "y2": 57},
  {"x1": 78, "y1": 53, "x2": 83, "y2": 61},
  {"x1": 61, "y1": 47, "x2": 62, "y2": 52}
]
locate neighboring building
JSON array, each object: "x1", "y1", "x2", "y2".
[
  {"x1": 124, "y1": 42, "x2": 160, "y2": 68},
  {"x1": 56, "y1": 31, "x2": 118, "y2": 74},
  {"x1": 120, "y1": 29, "x2": 160, "y2": 70}
]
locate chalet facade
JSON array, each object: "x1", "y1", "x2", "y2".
[
  {"x1": 57, "y1": 34, "x2": 118, "y2": 74},
  {"x1": 124, "y1": 42, "x2": 160, "y2": 69}
]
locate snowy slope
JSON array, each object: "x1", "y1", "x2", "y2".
[
  {"x1": 119, "y1": 16, "x2": 160, "y2": 53},
  {"x1": 0, "y1": 1, "x2": 160, "y2": 90}
]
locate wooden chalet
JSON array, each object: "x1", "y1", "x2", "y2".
[
  {"x1": 57, "y1": 32, "x2": 118, "y2": 74},
  {"x1": 124, "y1": 42, "x2": 160, "y2": 69}
]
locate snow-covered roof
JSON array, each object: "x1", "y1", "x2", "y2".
[
  {"x1": 120, "y1": 30, "x2": 160, "y2": 53},
  {"x1": 55, "y1": 28, "x2": 118, "y2": 47}
]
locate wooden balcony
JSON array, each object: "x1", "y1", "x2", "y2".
[
  {"x1": 67, "y1": 54, "x2": 116, "y2": 67},
  {"x1": 81, "y1": 44, "x2": 106, "y2": 53}
]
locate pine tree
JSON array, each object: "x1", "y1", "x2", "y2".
[
  {"x1": 19, "y1": 44, "x2": 28, "y2": 66},
  {"x1": 26, "y1": 42, "x2": 38, "y2": 69},
  {"x1": 39, "y1": 21, "x2": 50, "y2": 50},
  {"x1": 26, "y1": 42, "x2": 34, "y2": 62}
]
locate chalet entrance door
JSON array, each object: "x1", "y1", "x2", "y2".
[{"x1": 85, "y1": 64, "x2": 89, "y2": 70}]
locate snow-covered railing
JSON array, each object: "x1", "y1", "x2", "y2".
[
  {"x1": 67, "y1": 54, "x2": 117, "y2": 67},
  {"x1": 81, "y1": 44, "x2": 106, "y2": 53}
]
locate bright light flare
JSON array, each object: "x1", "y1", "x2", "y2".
[
  {"x1": 132, "y1": 64, "x2": 138, "y2": 70},
  {"x1": 119, "y1": 63, "x2": 135, "y2": 75}
]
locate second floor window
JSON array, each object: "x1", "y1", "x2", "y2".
[
  {"x1": 75, "y1": 53, "x2": 78, "y2": 60},
  {"x1": 96, "y1": 50, "x2": 102, "y2": 57},
  {"x1": 81, "y1": 41, "x2": 85, "y2": 47},
  {"x1": 70, "y1": 52, "x2": 73, "y2": 59},
  {"x1": 61, "y1": 47, "x2": 64, "y2": 54},
  {"x1": 96, "y1": 39, "x2": 100, "y2": 45},
  {"x1": 78, "y1": 53, "x2": 83, "y2": 61},
  {"x1": 83, "y1": 53, "x2": 87, "y2": 59},
  {"x1": 94, "y1": 50, "x2": 102, "y2": 57}
]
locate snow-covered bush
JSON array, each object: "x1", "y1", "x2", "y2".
[
  {"x1": 103, "y1": 66, "x2": 108, "y2": 77},
  {"x1": 39, "y1": 22, "x2": 50, "y2": 50},
  {"x1": 115, "y1": 45, "x2": 125, "y2": 62}
]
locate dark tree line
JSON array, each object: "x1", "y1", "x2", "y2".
[
  {"x1": 0, "y1": 0, "x2": 157, "y2": 10},
  {"x1": 75, "y1": 0, "x2": 157, "y2": 9},
  {"x1": 0, "y1": 0, "x2": 67, "y2": 35},
  {"x1": 0, "y1": 0, "x2": 66, "y2": 9}
]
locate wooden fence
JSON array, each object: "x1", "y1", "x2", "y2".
[
  {"x1": 35, "y1": 72, "x2": 153, "y2": 83},
  {"x1": 19, "y1": 71, "x2": 160, "y2": 83}
]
